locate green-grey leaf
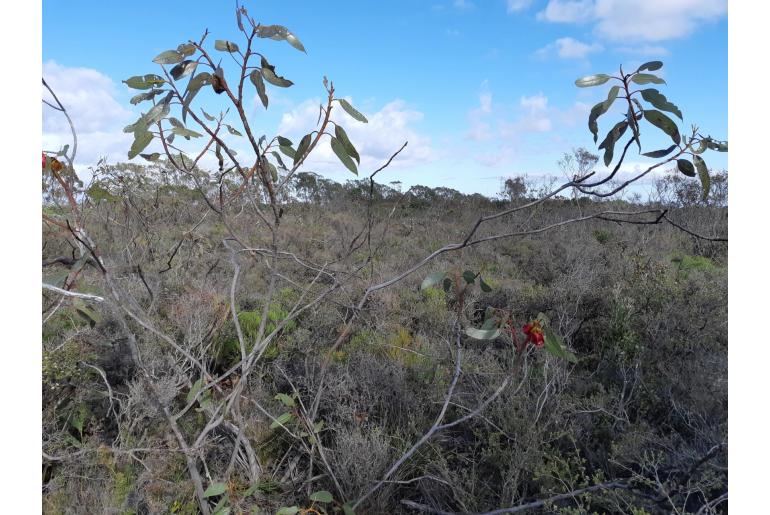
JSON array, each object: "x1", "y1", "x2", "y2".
[
  {"x1": 270, "y1": 412, "x2": 293, "y2": 429},
  {"x1": 172, "y1": 126, "x2": 203, "y2": 139},
  {"x1": 598, "y1": 121, "x2": 628, "y2": 166},
  {"x1": 152, "y1": 50, "x2": 184, "y2": 65},
  {"x1": 637, "y1": 61, "x2": 663, "y2": 72},
  {"x1": 124, "y1": 74, "x2": 165, "y2": 90},
  {"x1": 294, "y1": 134, "x2": 312, "y2": 165},
  {"x1": 631, "y1": 73, "x2": 666, "y2": 85},
  {"x1": 186, "y1": 379, "x2": 204, "y2": 404},
  {"x1": 421, "y1": 272, "x2": 446, "y2": 291},
  {"x1": 479, "y1": 277, "x2": 492, "y2": 292},
  {"x1": 130, "y1": 89, "x2": 166, "y2": 105},
  {"x1": 140, "y1": 152, "x2": 161, "y2": 162},
  {"x1": 574, "y1": 74, "x2": 611, "y2": 87},
  {"x1": 249, "y1": 70, "x2": 269, "y2": 109},
  {"x1": 170, "y1": 60, "x2": 198, "y2": 81},
  {"x1": 693, "y1": 155, "x2": 710, "y2": 200},
  {"x1": 145, "y1": 100, "x2": 171, "y2": 126},
  {"x1": 334, "y1": 125, "x2": 360, "y2": 164},
  {"x1": 342, "y1": 503, "x2": 356, "y2": 515},
  {"x1": 330, "y1": 137, "x2": 358, "y2": 175},
  {"x1": 542, "y1": 325, "x2": 577, "y2": 363},
  {"x1": 588, "y1": 85, "x2": 620, "y2": 143},
  {"x1": 277, "y1": 136, "x2": 293, "y2": 147},
  {"x1": 337, "y1": 99, "x2": 368, "y2": 123},
  {"x1": 309, "y1": 491, "x2": 333, "y2": 503},
  {"x1": 128, "y1": 130, "x2": 153, "y2": 160},
  {"x1": 201, "y1": 109, "x2": 216, "y2": 122},
  {"x1": 462, "y1": 270, "x2": 476, "y2": 284},
  {"x1": 214, "y1": 40, "x2": 240, "y2": 53},
  {"x1": 276, "y1": 508, "x2": 299, "y2": 515},
  {"x1": 182, "y1": 72, "x2": 211, "y2": 124},
  {"x1": 260, "y1": 57, "x2": 293, "y2": 87},
  {"x1": 226, "y1": 124, "x2": 243, "y2": 137},
  {"x1": 677, "y1": 159, "x2": 696, "y2": 177},
  {"x1": 642, "y1": 144, "x2": 678, "y2": 158},
  {"x1": 643, "y1": 110, "x2": 681, "y2": 144},
  {"x1": 203, "y1": 482, "x2": 227, "y2": 498},
  {"x1": 640, "y1": 89, "x2": 682, "y2": 120},
  {"x1": 279, "y1": 146, "x2": 296, "y2": 160},
  {"x1": 466, "y1": 327, "x2": 502, "y2": 340},
  {"x1": 274, "y1": 393, "x2": 295, "y2": 408},
  {"x1": 177, "y1": 43, "x2": 196, "y2": 57}
]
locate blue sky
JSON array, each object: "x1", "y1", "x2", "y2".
[{"x1": 42, "y1": 0, "x2": 727, "y2": 196}]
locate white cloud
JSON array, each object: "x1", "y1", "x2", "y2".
[
  {"x1": 43, "y1": 61, "x2": 134, "y2": 167},
  {"x1": 277, "y1": 98, "x2": 436, "y2": 175},
  {"x1": 466, "y1": 83, "x2": 494, "y2": 141},
  {"x1": 453, "y1": 0, "x2": 475, "y2": 9},
  {"x1": 507, "y1": 0, "x2": 534, "y2": 12},
  {"x1": 537, "y1": 0, "x2": 726, "y2": 42},
  {"x1": 520, "y1": 93, "x2": 549, "y2": 112},
  {"x1": 616, "y1": 44, "x2": 669, "y2": 56},
  {"x1": 537, "y1": 0, "x2": 595, "y2": 23},
  {"x1": 536, "y1": 37, "x2": 603, "y2": 59}
]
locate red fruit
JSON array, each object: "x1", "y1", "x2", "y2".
[{"x1": 523, "y1": 320, "x2": 545, "y2": 348}]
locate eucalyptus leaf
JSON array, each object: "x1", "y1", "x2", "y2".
[
  {"x1": 279, "y1": 146, "x2": 296, "y2": 160},
  {"x1": 170, "y1": 60, "x2": 198, "y2": 81},
  {"x1": 334, "y1": 125, "x2": 360, "y2": 163},
  {"x1": 294, "y1": 134, "x2": 312, "y2": 165},
  {"x1": 152, "y1": 50, "x2": 184, "y2": 65},
  {"x1": 574, "y1": 74, "x2": 611, "y2": 87},
  {"x1": 226, "y1": 124, "x2": 243, "y2": 137},
  {"x1": 274, "y1": 393, "x2": 295, "y2": 408},
  {"x1": 637, "y1": 60, "x2": 663, "y2": 72},
  {"x1": 270, "y1": 412, "x2": 293, "y2": 429},
  {"x1": 642, "y1": 144, "x2": 678, "y2": 158},
  {"x1": 250, "y1": 70, "x2": 269, "y2": 108},
  {"x1": 631, "y1": 73, "x2": 666, "y2": 85},
  {"x1": 466, "y1": 327, "x2": 502, "y2": 340},
  {"x1": 260, "y1": 57, "x2": 293, "y2": 87},
  {"x1": 177, "y1": 43, "x2": 196, "y2": 57},
  {"x1": 214, "y1": 40, "x2": 240, "y2": 52},
  {"x1": 337, "y1": 99, "x2": 368, "y2": 123},
  {"x1": 640, "y1": 89, "x2": 682, "y2": 120},
  {"x1": 128, "y1": 129, "x2": 153, "y2": 160},
  {"x1": 309, "y1": 491, "x2": 333, "y2": 503},
  {"x1": 203, "y1": 482, "x2": 227, "y2": 498},
  {"x1": 276, "y1": 508, "x2": 300, "y2": 515},
  {"x1": 130, "y1": 89, "x2": 166, "y2": 105},
  {"x1": 479, "y1": 277, "x2": 493, "y2": 292},
  {"x1": 588, "y1": 85, "x2": 620, "y2": 143},
  {"x1": 693, "y1": 155, "x2": 710, "y2": 200},
  {"x1": 462, "y1": 270, "x2": 476, "y2": 284},
  {"x1": 172, "y1": 126, "x2": 203, "y2": 139},
  {"x1": 644, "y1": 110, "x2": 681, "y2": 144},
  {"x1": 330, "y1": 137, "x2": 358, "y2": 175},
  {"x1": 598, "y1": 121, "x2": 628, "y2": 166},
  {"x1": 677, "y1": 159, "x2": 696, "y2": 177}
]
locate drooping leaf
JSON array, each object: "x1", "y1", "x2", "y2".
[
  {"x1": 330, "y1": 137, "x2": 358, "y2": 175},
  {"x1": 466, "y1": 327, "x2": 502, "y2": 340},
  {"x1": 542, "y1": 325, "x2": 577, "y2": 363},
  {"x1": 270, "y1": 412, "x2": 293, "y2": 429},
  {"x1": 249, "y1": 70, "x2": 269, "y2": 108},
  {"x1": 182, "y1": 72, "x2": 211, "y2": 124},
  {"x1": 309, "y1": 491, "x2": 333, "y2": 503},
  {"x1": 203, "y1": 482, "x2": 227, "y2": 498},
  {"x1": 128, "y1": 129, "x2": 153, "y2": 160},
  {"x1": 598, "y1": 121, "x2": 628, "y2": 166},
  {"x1": 256, "y1": 24, "x2": 307, "y2": 53},
  {"x1": 334, "y1": 125, "x2": 360, "y2": 164},
  {"x1": 276, "y1": 507, "x2": 300, "y2": 515},
  {"x1": 642, "y1": 144, "x2": 678, "y2": 158},
  {"x1": 337, "y1": 99, "x2": 368, "y2": 123},
  {"x1": 588, "y1": 85, "x2": 620, "y2": 143},
  {"x1": 294, "y1": 134, "x2": 312, "y2": 165},
  {"x1": 201, "y1": 109, "x2": 216, "y2": 122},
  {"x1": 631, "y1": 73, "x2": 666, "y2": 85},
  {"x1": 421, "y1": 272, "x2": 446, "y2": 291},
  {"x1": 637, "y1": 60, "x2": 663, "y2": 72},
  {"x1": 260, "y1": 57, "x2": 293, "y2": 87},
  {"x1": 274, "y1": 393, "x2": 295, "y2": 408},
  {"x1": 152, "y1": 50, "x2": 184, "y2": 65},
  {"x1": 706, "y1": 139, "x2": 728, "y2": 152},
  {"x1": 170, "y1": 60, "x2": 198, "y2": 81},
  {"x1": 677, "y1": 159, "x2": 696, "y2": 177},
  {"x1": 479, "y1": 277, "x2": 493, "y2": 292},
  {"x1": 342, "y1": 503, "x2": 356, "y2": 515},
  {"x1": 277, "y1": 136, "x2": 293, "y2": 147},
  {"x1": 643, "y1": 110, "x2": 681, "y2": 144},
  {"x1": 214, "y1": 40, "x2": 240, "y2": 53},
  {"x1": 145, "y1": 97, "x2": 171, "y2": 126},
  {"x1": 186, "y1": 379, "x2": 204, "y2": 404},
  {"x1": 693, "y1": 155, "x2": 710, "y2": 200},
  {"x1": 640, "y1": 89, "x2": 682, "y2": 120},
  {"x1": 462, "y1": 270, "x2": 476, "y2": 284},
  {"x1": 442, "y1": 277, "x2": 452, "y2": 292},
  {"x1": 574, "y1": 74, "x2": 611, "y2": 87}
]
